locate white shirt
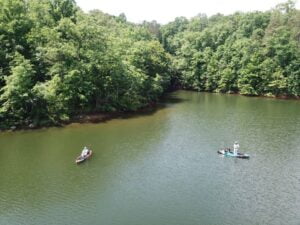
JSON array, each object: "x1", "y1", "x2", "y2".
[
  {"x1": 81, "y1": 148, "x2": 89, "y2": 157},
  {"x1": 233, "y1": 143, "x2": 239, "y2": 155},
  {"x1": 234, "y1": 143, "x2": 239, "y2": 150}
]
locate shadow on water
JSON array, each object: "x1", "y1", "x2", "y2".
[
  {"x1": 0, "y1": 92, "x2": 186, "y2": 134},
  {"x1": 74, "y1": 92, "x2": 186, "y2": 125},
  {"x1": 121, "y1": 92, "x2": 186, "y2": 117}
]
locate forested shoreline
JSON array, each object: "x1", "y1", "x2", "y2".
[
  {"x1": 160, "y1": 0, "x2": 300, "y2": 97},
  {"x1": 0, "y1": 0, "x2": 299, "y2": 130}
]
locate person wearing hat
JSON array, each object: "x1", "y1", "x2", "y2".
[{"x1": 233, "y1": 141, "x2": 239, "y2": 156}]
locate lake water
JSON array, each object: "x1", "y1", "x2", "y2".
[{"x1": 0, "y1": 91, "x2": 299, "y2": 225}]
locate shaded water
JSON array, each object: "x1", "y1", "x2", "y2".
[{"x1": 0, "y1": 91, "x2": 299, "y2": 225}]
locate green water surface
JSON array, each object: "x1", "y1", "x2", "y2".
[{"x1": 0, "y1": 91, "x2": 299, "y2": 225}]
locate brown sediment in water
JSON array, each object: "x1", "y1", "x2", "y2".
[
  {"x1": 71, "y1": 113, "x2": 116, "y2": 124},
  {"x1": 2, "y1": 90, "x2": 299, "y2": 132},
  {"x1": 200, "y1": 90, "x2": 300, "y2": 100},
  {"x1": 1, "y1": 102, "x2": 161, "y2": 132}
]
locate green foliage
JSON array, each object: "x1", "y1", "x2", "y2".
[
  {"x1": 0, "y1": 53, "x2": 36, "y2": 126},
  {"x1": 0, "y1": 0, "x2": 171, "y2": 129},
  {"x1": 161, "y1": 1, "x2": 300, "y2": 97},
  {"x1": 0, "y1": 0, "x2": 299, "y2": 130}
]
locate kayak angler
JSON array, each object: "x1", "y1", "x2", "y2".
[
  {"x1": 217, "y1": 141, "x2": 250, "y2": 159},
  {"x1": 233, "y1": 141, "x2": 239, "y2": 156},
  {"x1": 75, "y1": 146, "x2": 93, "y2": 164}
]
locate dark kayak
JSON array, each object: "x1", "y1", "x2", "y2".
[
  {"x1": 218, "y1": 149, "x2": 250, "y2": 159},
  {"x1": 75, "y1": 150, "x2": 93, "y2": 164}
]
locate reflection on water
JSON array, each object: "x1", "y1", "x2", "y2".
[{"x1": 0, "y1": 91, "x2": 299, "y2": 225}]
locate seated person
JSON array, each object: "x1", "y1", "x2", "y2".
[{"x1": 81, "y1": 146, "x2": 89, "y2": 157}]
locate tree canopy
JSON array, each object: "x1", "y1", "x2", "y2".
[
  {"x1": 160, "y1": 0, "x2": 300, "y2": 96},
  {"x1": 0, "y1": 0, "x2": 171, "y2": 129},
  {"x1": 0, "y1": 0, "x2": 299, "y2": 129}
]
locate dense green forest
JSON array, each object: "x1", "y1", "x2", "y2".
[
  {"x1": 0, "y1": 0, "x2": 171, "y2": 129},
  {"x1": 0, "y1": 0, "x2": 299, "y2": 129},
  {"x1": 160, "y1": 1, "x2": 300, "y2": 96}
]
